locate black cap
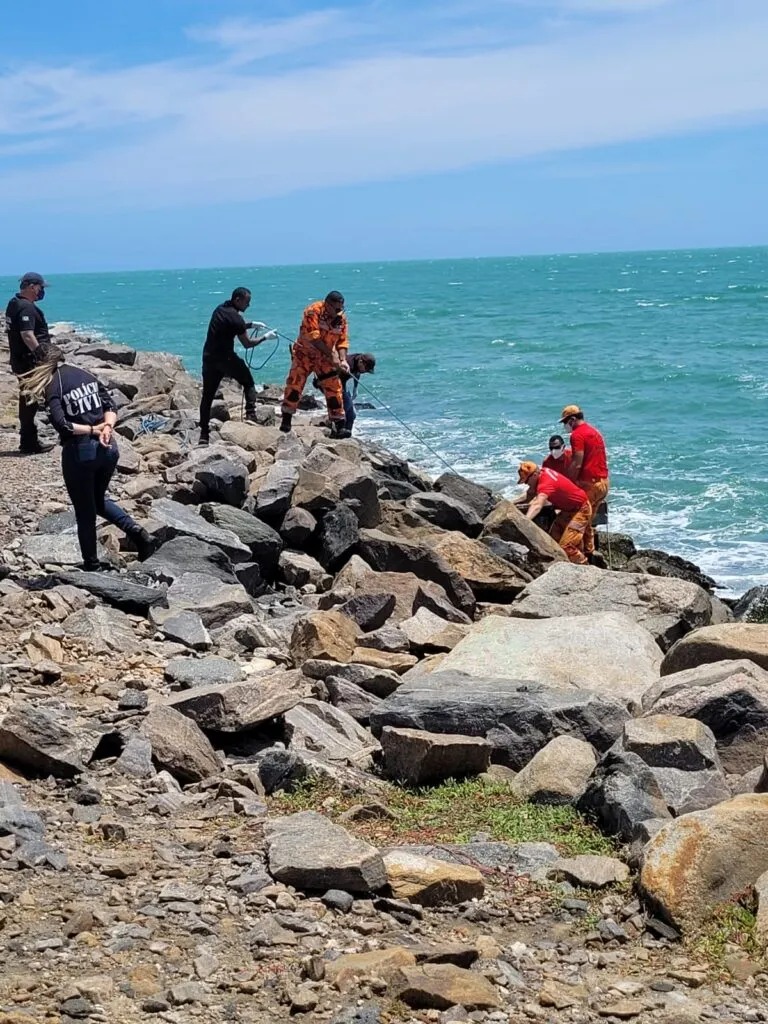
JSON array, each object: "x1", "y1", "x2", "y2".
[
  {"x1": 361, "y1": 352, "x2": 376, "y2": 373},
  {"x1": 20, "y1": 272, "x2": 48, "y2": 287}
]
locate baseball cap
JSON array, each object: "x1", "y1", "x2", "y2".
[
  {"x1": 20, "y1": 272, "x2": 49, "y2": 287},
  {"x1": 518, "y1": 460, "x2": 538, "y2": 483},
  {"x1": 361, "y1": 353, "x2": 376, "y2": 373},
  {"x1": 559, "y1": 404, "x2": 582, "y2": 423}
]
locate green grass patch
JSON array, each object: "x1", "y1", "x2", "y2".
[
  {"x1": 693, "y1": 892, "x2": 765, "y2": 965},
  {"x1": 270, "y1": 776, "x2": 614, "y2": 856}
]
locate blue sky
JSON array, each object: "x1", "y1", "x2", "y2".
[{"x1": 1, "y1": 0, "x2": 767, "y2": 272}]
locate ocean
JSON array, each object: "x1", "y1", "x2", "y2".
[{"x1": 3, "y1": 246, "x2": 767, "y2": 595}]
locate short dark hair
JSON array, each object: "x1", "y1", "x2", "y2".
[
  {"x1": 231, "y1": 287, "x2": 251, "y2": 302},
  {"x1": 548, "y1": 434, "x2": 565, "y2": 447},
  {"x1": 325, "y1": 290, "x2": 344, "y2": 305}
]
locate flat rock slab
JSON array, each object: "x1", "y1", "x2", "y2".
[
  {"x1": 326, "y1": 947, "x2": 416, "y2": 991},
  {"x1": 0, "y1": 705, "x2": 102, "y2": 778},
  {"x1": 62, "y1": 605, "x2": 140, "y2": 654},
  {"x1": 392, "y1": 964, "x2": 500, "y2": 1011},
  {"x1": 265, "y1": 811, "x2": 386, "y2": 893},
  {"x1": 434, "y1": 612, "x2": 661, "y2": 706},
  {"x1": 640, "y1": 794, "x2": 768, "y2": 933},
  {"x1": 159, "y1": 611, "x2": 211, "y2": 651},
  {"x1": 166, "y1": 671, "x2": 308, "y2": 732},
  {"x1": 165, "y1": 655, "x2": 244, "y2": 689},
  {"x1": 56, "y1": 570, "x2": 166, "y2": 617},
  {"x1": 510, "y1": 562, "x2": 714, "y2": 651},
  {"x1": 284, "y1": 699, "x2": 379, "y2": 769},
  {"x1": 385, "y1": 841, "x2": 560, "y2": 879},
  {"x1": 662, "y1": 624, "x2": 768, "y2": 675},
  {"x1": 164, "y1": 572, "x2": 252, "y2": 628},
  {"x1": 22, "y1": 533, "x2": 104, "y2": 567},
  {"x1": 150, "y1": 497, "x2": 250, "y2": 561},
  {"x1": 383, "y1": 850, "x2": 484, "y2": 906},
  {"x1": 143, "y1": 536, "x2": 237, "y2": 584},
  {"x1": 547, "y1": 854, "x2": 630, "y2": 889},
  {"x1": 381, "y1": 726, "x2": 491, "y2": 785}
]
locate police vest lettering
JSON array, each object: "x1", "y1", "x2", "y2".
[{"x1": 63, "y1": 380, "x2": 102, "y2": 418}]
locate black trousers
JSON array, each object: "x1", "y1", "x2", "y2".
[
  {"x1": 199, "y1": 354, "x2": 256, "y2": 438},
  {"x1": 18, "y1": 390, "x2": 40, "y2": 449},
  {"x1": 62, "y1": 440, "x2": 138, "y2": 566}
]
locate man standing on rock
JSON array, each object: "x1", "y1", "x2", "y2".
[
  {"x1": 5, "y1": 272, "x2": 54, "y2": 454},
  {"x1": 518, "y1": 461, "x2": 592, "y2": 564},
  {"x1": 559, "y1": 404, "x2": 609, "y2": 565},
  {"x1": 198, "y1": 287, "x2": 276, "y2": 446},
  {"x1": 281, "y1": 291, "x2": 350, "y2": 438}
]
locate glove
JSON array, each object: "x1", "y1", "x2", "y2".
[{"x1": 259, "y1": 330, "x2": 278, "y2": 341}]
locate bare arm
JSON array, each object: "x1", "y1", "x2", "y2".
[
  {"x1": 238, "y1": 330, "x2": 262, "y2": 349},
  {"x1": 20, "y1": 329, "x2": 39, "y2": 353},
  {"x1": 566, "y1": 451, "x2": 584, "y2": 481},
  {"x1": 525, "y1": 494, "x2": 549, "y2": 520}
]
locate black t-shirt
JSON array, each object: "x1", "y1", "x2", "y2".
[
  {"x1": 203, "y1": 301, "x2": 248, "y2": 362},
  {"x1": 45, "y1": 364, "x2": 116, "y2": 443},
  {"x1": 5, "y1": 294, "x2": 51, "y2": 373}
]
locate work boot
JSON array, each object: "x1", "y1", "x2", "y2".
[
  {"x1": 279, "y1": 413, "x2": 293, "y2": 434},
  {"x1": 587, "y1": 551, "x2": 608, "y2": 569},
  {"x1": 127, "y1": 527, "x2": 156, "y2": 561},
  {"x1": 81, "y1": 559, "x2": 105, "y2": 573},
  {"x1": 244, "y1": 409, "x2": 260, "y2": 424},
  {"x1": 197, "y1": 434, "x2": 209, "y2": 448},
  {"x1": 19, "y1": 440, "x2": 54, "y2": 455},
  {"x1": 330, "y1": 421, "x2": 352, "y2": 440}
]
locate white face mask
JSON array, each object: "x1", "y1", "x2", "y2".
[{"x1": 549, "y1": 448, "x2": 564, "y2": 459}]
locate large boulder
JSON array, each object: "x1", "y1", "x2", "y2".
[
  {"x1": 370, "y1": 669, "x2": 630, "y2": 769},
  {"x1": 510, "y1": 736, "x2": 596, "y2": 805},
  {"x1": 481, "y1": 498, "x2": 567, "y2": 566},
  {"x1": 162, "y1": 572, "x2": 252, "y2": 628},
  {"x1": 265, "y1": 811, "x2": 386, "y2": 893},
  {"x1": 165, "y1": 670, "x2": 308, "y2": 732},
  {"x1": 284, "y1": 700, "x2": 379, "y2": 769},
  {"x1": 434, "y1": 472, "x2": 496, "y2": 520},
  {"x1": 333, "y1": 556, "x2": 466, "y2": 625},
  {"x1": 164, "y1": 655, "x2": 244, "y2": 689},
  {"x1": 433, "y1": 613, "x2": 662, "y2": 706},
  {"x1": 382, "y1": 850, "x2": 484, "y2": 906},
  {"x1": 577, "y1": 749, "x2": 672, "y2": 842},
  {"x1": 662, "y1": 624, "x2": 768, "y2": 676},
  {"x1": 510, "y1": 563, "x2": 714, "y2": 651},
  {"x1": 642, "y1": 659, "x2": 768, "y2": 774},
  {"x1": 255, "y1": 461, "x2": 299, "y2": 520},
  {"x1": 289, "y1": 611, "x2": 360, "y2": 666},
  {"x1": 142, "y1": 536, "x2": 237, "y2": 583},
  {"x1": 316, "y1": 504, "x2": 360, "y2": 571},
  {"x1": 55, "y1": 570, "x2": 166, "y2": 617},
  {"x1": 357, "y1": 530, "x2": 475, "y2": 618},
  {"x1": 405, "y1": 493, "x2": 483, "y2": 537},
  {"x1": 140, "y1": 705, "x2": 220, "y2": 784},
  {"x1": 194, "y1": 457, "x2": 248, "y2": 507},
  {"x1": 149, "y1": 498, "x2": 250, "y2": 561},
  {"x1": 380, "y1": 727, "x2": 491, "y2": 785},
  {"x1": 0, "y1": 705, "x2": 101, "y2": 778},
  {"x1": 432, "y1": 533, "x2": 531, "y2": 602},
  {"x1": 279, "y1": 550, "x2": 331, "y2": 590},
  {"x1": 640, "y1": 795, "x2": 768, "y2": 932},
  {"x1": 199, "y1": 503, "x2": 283, "y2": 575}
]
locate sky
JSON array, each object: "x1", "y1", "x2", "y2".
[{"x1": 1, "y1": 0, "x2": 767, "y2": 272}]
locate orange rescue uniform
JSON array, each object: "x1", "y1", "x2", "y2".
[
  {"x1": 282, "y1": 301, "x2": 349, "y2": 421},
  {"x1": 535, "y1": 467, "x2": 592, "y2": 565},
  {"x1": 569, "y1": 422, "x2": 609, "y2": 555}
]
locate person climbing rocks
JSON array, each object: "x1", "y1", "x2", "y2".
[
  {"x1": 281, "y1": 291, "x2": 350, "y2": 437},
  {"x1": 5, "y1": 272, "x2": 54, "y2": 454},
  {"x1": 198, "y1": 287, "x2": 276, "y2": 446},
  {"x1": 559, "y1": 404, "x2": 609, "y2": 566},
  {"x1": 340, "y1": 352, "x2": 376, "y2": 434},
  {"x1": 517, "y1": 460, "x2": 593, "y2": 565}
]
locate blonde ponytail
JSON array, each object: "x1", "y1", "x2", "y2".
[{"x1": 18, "y1": 342, "x2": 65, "y2": 406}]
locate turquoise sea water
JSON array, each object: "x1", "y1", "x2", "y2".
[{"x1": 3, "y1": 247, "x2": 767, "y2": 595}]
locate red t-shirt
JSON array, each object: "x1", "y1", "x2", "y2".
[
  {"x1": 570, "y1": 422, "x2": 608, "y2": 481},
  {"x1": 542, "y1": 448, "x2": 572, "y2": 474},
  {"x1": 536, "y1": 467, "x2": 588, "y2": 513}
]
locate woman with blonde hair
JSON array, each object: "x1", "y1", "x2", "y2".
[{"x1": 19, "y1": 342, "x2": 153, "y2": 571}]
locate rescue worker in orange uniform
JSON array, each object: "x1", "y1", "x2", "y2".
[
  {"x1": 518, "y1": 460, "x2": 593, "y2": 565},
  {"x1": 559, "y1": 404, "x2": 609, "y2": 563},
  {"x1": 281, "y1": 291, "x2": 350, "y2": 437}
]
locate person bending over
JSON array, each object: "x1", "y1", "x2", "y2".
[
  {"x1": 340, "y1": 352, "x2": 376, "y2": 434},
  {"x1": 199, "y1": 287, "x2": 275, "y2": 446},
  {"x1": 281, "y1": 291, "x2": 350, "y2": 437},
  {"x1": 19, "y1": 343, "x2": 153, "y2": 572},
  {"x1": 517, "y1": 460, "x2": 592, "y2": 565},
  {"x1": 5, "y1": 272, "x2": 54, "y2": 454}
]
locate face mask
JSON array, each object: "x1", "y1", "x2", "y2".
[
  {"x1": 549, "y1": 448, "x2": 564, "y2": 459},
  {"x1": 37, "y1": 288, "x2": 45, "y2": 301}
]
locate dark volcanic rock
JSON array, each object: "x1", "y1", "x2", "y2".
[
  {"x1": 338, "y1": 592, "x2": 396, "y2": 632},
  {"x1": 317, "y1": 504, "x2": 360, "y2": 571},
  {"x1": 434, "y1": 472, "x2": 496, "y2": 520},
  {"x1": 406, "y1": 492, "x2": 483, "y2": 537},
  {"x1": 194, "y1": 457, "x2": 248, "y2": 507},
  {"x1": 0, "y1": 705, "x2": 102, "y2": 777},
  {"x1": 143, "y1": 536, "x2": 237, "y2": 583},
  {"x1": 55, "y1": 570, "x2": 166, "y2": 617},
  {"x1": 200, "y1": 503, "x2": 283, "y2": 575},
  {"x1": 280, "y1": 507, "x2": 317, "y2": 547},
  {"x1": 577, "y1": 749, "x2": 672, "y2": 841}
]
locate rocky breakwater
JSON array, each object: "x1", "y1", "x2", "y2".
[{"x1": 0, "y1": 324, "x2": 767, "y2": 1023}]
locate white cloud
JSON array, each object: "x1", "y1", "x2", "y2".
[
  {"x1": 0, "y1": 0, "x2": 766, "y2": 211},
  {"x1": 187, "y1": 10, "x2": 349, "y2": 62}
]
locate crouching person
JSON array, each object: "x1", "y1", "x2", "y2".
[
  {"x1": 18, "y1": 343, "x2": 153, "y2": 571},
  {"x1": 517, "y1": 461, "x2": 592, "y2": 565}
]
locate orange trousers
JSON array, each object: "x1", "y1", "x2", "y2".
[
  {"x1": 550, "y1": 500, "x2": 593, "y2": 564},
  {"x1": 579, "y1": 478, "x2": 609, "y2": 555},
  {"x1": 281, "y1": 344, "x2": 345, "y2": 421}
]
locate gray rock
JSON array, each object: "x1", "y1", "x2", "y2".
[
  {"x1": 265, "y1": 811, "x2": 387, "y2": 892},
  {"x1": 256, "y1": 461, "x2": 300, "y2": 519},
  {"x1": 61, "y1": 605, "x2": 140, "y2": 654},
  {"x1": 509, "y1": 562, "x2": 715, "y2": 651},
  {"x1": 642, "y1": 659, "x2": 768, "y2": 774},
  {"x1": 546, "y1": 854, "x2": 630, "y2": 889},
  {"x1": 284, "y1": 699, "x2": 380, "y2": 768},
  {"x1": 622, "y1": 715, "x2": 721, "y2": 771},
  {"x1": 56, "y1": 570, "x2": 166, "y2": 617},
  {"x1": 434, "y1": 612, "x2": 662, "y2": 706},
  {"x1": 166, "y1": 670, "x2": 308, "y2": 732},
  {"x1": 194, "y1": 457, "x2": 248, "y2": 507},
  {"x1": 115, "y1": 734, "x2": 155, "y2": 778},
  {"x1": 200, "y1": 503, "x2": 283, "y2": 574},
  {"x1": 338, "y1": 592, "x2": 396, "y2": 632},
  {"x1": 159, "y1": 611, "x2": 211, "y2": 651},
  {"x1": 371, "y1": 669, "x2": 630, "y2": 769},
  {"x1": 577, "y1": 749, "x2": 672, "y2": 841},
  {"x1": 150, "y1": 497, "x2": 251, "y2": 561},
  {"x1": 325, "y1": 676, "x2": 383, "y2": 724},
  {"x1": 141, "y1": 705, "x2": 220, "y2": 783},
  {"x1": 399, "y1": 608, "x2": 468, "y2": 652},
  {"x1": 381, "y1": 726, "x2": 491, "y2": 785},
  {"x1": 406, "y1": 492, "x2": 483, "y2": 537},
  {"x1": 164, "y1": 655, "x2": 245, "y2": 689},
  {"x1": 317, "y1": 504, "x2": 359, "y2": 570},
  {"x1": 733, "y1": 586, "x2": 768, "y2": 622},
  {"x1": 279, "y1": 550, "x2": 331, "y2": 590},
  {"x1": 279, "y1": 506, "x2": 317, "y2": 546},
  {"x1": 356, "y1": 624, "x2": 410, "y2": 654},
  {"x1": 143, "y1": 536, "x2": 237, "y2": 583},
  {"x1": 648, "y1": 765, "x2": 732, "y2": 816},
  {"x1": 304, "y1": 660, "x2": 403, "y2": 698},
  {"x1": 0, "y1": 804, "x2": 46, "y2": 842},
  {"x1": 322, "y1": 889, "x2": 354, "y2": 912},
  {"x1": 661, "y1": 623, "x2": 768, "y2": 675},
  {"x1": 0, "y1": 705, "x2": 102, "y2": 778},
  {"x1": 357, "y1": 529, "x2": 475, "y2": 617},
  {"x1": 386, "y1": 841, "x2": 559, "y2": 879},
  {"x1": 413, "y1": 584, "x2": 473, "y2": 625},
  {"x1": 511, "y1": 736, "x2": 597, "y2": 805},
  {"x1": 163, "y1": 572, "x2": 252, "y2": 628},
  {"x1": 434, "y1": 472, "x2": 496, "y2": 520},
  {"x1": 76, "y1": 340, "x2": 137, "y2": 365},
  {"x1": 21, "y1": 533, "x2": 102, "y2": 567}
]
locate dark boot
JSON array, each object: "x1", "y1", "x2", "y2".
[
  {"x1": 330, "y1": 421, "x2": 352, "y2": 439},
  {"x1": 127, "y1": 526, "x2": 156, "y2": 561},
  {"x1": 279, "y1": 413, "x2": 293, "y2": 434},
  {"x1": 19, "y1": 440, "x2": 54, "y2": 455},
  {"x1": 244, "y1": 386, "x2": 259, "y2": 423}
]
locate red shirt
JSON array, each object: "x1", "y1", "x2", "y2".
[
  {"x1": 542, "y1": 448, "x2": 572, "y2": 474},
  {"x1": 536, "y1": 467, "x2": 588, "y2": 513},
  {"x1": 570, "y1": 422, "x2": 608, "y2": 481}
]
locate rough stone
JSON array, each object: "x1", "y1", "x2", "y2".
[
  {"x1": 482, "y1": 498, "x2": 568, "y2": 565},
  {"x1": 399, "y1": 607, "x2": 470, "y2": 652},
  {"x1": 55, "y1": 570, "x2": 166, "y2": 617},
  {"x1": 143, "y1": 536, "x2": 237, "y2": 583},
  {"x1": 159, "y1": 611, "x2": 211, "y2": 651},
  {"x1": 150, "y1": 497, "x2": 251, "y2": 560},
  {"x1": 406, "y1": 492, "x2": 483, "y2": 537},
  {"x1": 383, "y1": 849, "x2": 485, "y2": 906},
  {"x1": 164, "y1": 654, "x2": 245, "y2": 689},
  {"x1": 166, "y1": 671, "x2": 308, "y2": 732},
  {"x1": 434, "y1": 472, "x2": 496, "y2": 519},
  {"x1": 279, "y1": 506, "x2": 317, "y2": 546},
  {"x1": 194, "y1": 457, "x2": 248, "y2": 507},
  {"x1": 662, "y1": 623, "x2": 768, "y2": 676},
  {"x1": 325, "y1": 947, "x2": 416, "y2": 991},
  {"x1": 200, "y1": 503, "x2": 283, "y2": 574},
  {"x1": 290, "y1": 611, "x2": 360, "y2": 665},
  {"x1": 510, "y1": 735, "x2": 597, "y2": 804},
  {"x1": 433, "y1": 532, "x2": 531, "y2": 601},
  {"x1": 163, "y1": 572, "x2": 252, "y2": 628},
  {"x1": 279, "y1": 550, "x2": 331, "y2": 590},
  {"x1": 578, "y1": 749, "x2": 673, "y2": 842},
  {"x1": 380, "y1": 727, "x2": 491, "y2": 785},
  {"x1": 284, "y1": 699, "x2": 379, "y2": 768},
  {"x1": 547, "y1": 854, "x2": 630, "y2": 888},
  {"x1": 265, "y1": 811, "x2": 387, "y2": 892},
  {"x1": 141, "y1": 705, "x2": 220, "y2": 783},
  {"x1": 392, "y1": 964, "x2": 500, "y2": 1010},
  {"x1": 0, "y1": 705, "x2": 100, "y2": 777},
  {"x1": 255, "y1": 460, "x2": 300, "y2": 519},
  {"x1": 317, "y1": 503, "x2": 360, "y2": 570},
  {"x1": 325, "y1": 676, "x2": 382, "y2": 724},
  {"x1": 338, "y1": 592, "x2": 396, "y2": 632}
]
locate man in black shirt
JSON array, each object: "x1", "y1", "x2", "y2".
[
  {"x1": 5, "y1": 272, "x2": 53, "y2": 453},
  {"x1": 198, "y1": 287, "x2": 275, "y2": 445}
]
